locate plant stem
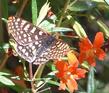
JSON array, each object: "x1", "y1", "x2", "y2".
[
  {"x1": 56, "y1": 0, "x2": 70, "y2": 27},
  {"x1": 0, "y1": 54, "x2": 9, "y2": 70},
  {"x1": 16, "y1": 0, "x2": 29, "y2": 17},
  {"x1": 0, "y1": 0, "x2": 4, "y2": 43},
  {"x1": 29, "y1": 63, "x2": 35, "y2": 93},
  {"x1": 32, "y1": 64, "x2": 45, "y2": 81},
  {"x1": 55, "y1": 0, "x2": 70, "y2": 39}
]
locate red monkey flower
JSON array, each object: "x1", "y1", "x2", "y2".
[
  {"x1": 79, "y1": 32, "x2": 106, "y2": 66},
  {"x1": 55, "y1": 52, "x2": 87, "y2": 92}
]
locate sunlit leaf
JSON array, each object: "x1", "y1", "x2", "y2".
[
  {"x1": 0, "y1": 76, "x2": 15, "y2": 86},
  {"x1": 37, "y1": 2, "x2": 50, "y2": 25},
  {"x1": 0, "y1": 72, "x2": 10, "y2": 76},
  {"x1": 87, "y1": 67, "x2": 95, "y2": 93},
  {"x1": 68, "y1": 0, "x2": 96, "y2": 12},
  {"x1": 104, "y1": 0, "x2": 109, "y2": 5},
  {"x1": 32, "y1": 0, "x2": 38, "y2": 24}
]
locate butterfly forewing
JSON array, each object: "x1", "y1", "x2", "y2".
[
  {"x1": 8, "y1": 16, "x2": 49, "y2": 45},
  {"x1": 8, "y1": 16, "x2": 70, "y2": 64},
  {"x1": 16, "y1": 41, "x2": 43, "y2": 62}
]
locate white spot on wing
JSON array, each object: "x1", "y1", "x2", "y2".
[
  {"x1": 28, "y1": 37, "x2": 32, "y2": 42},
  {"x1": 31, "y1": 27, "x2": 36, "y2": 33},
  {"x1": 19, "y1": 36, "x2": 21, "y2": 39},
  {"x1": 24, "y1": 38, "x2": 27, "y2": 42},
  {"x1": 24, "y1": 24, "x2": 30, "y2": 31},
  {"x1": 32, "y1": 46, "x2": 35, "y2": 50},
  {"x1": 17, "y1": 18, "x2": 20, "y2": 22},
  {"x1": 35, "y1": 41, "x2": 39, "y2": 45},
  {"x1": 20, "y1": 31, "x2": 23, "y2": 34},
  {"x1": 15, "y1": 22, "x2": 18, "y2": 25},
  {"x1": 18, "y1": 46, "x2": 22, "y2": 50},
  {"x1": 35, "y1": 35, "x2": 38, "y2": 40},
  {"x1": 21, "y1": 20, "x2": 26, "y2": 25},
  {"x1": 22, "y1": 49, "x2": 26, "y2": 53},
  {"x1": 25, "y1": 52, "x2": 28, "y2": 56},
  {"x1": 23, "y1": 34, "x2": 27, "y2": 37},
  {"x1": 17, "y1": 32, "x2": 19, "y2": 35},
  {"x1": 39, "y1": 31, "x2": 43, "y2": 35},
  {"x1": 38, "y1": 44, "x2": 41, "y2": 47}
]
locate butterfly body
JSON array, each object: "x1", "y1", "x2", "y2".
[{"x1": 7, "y1": 16, "x2": 70, "y2": 65}]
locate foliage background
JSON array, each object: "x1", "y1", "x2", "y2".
[{"x1": 1, "y1": 0, "x2": 109, "y2": 93}]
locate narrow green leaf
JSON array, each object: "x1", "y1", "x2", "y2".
[
  {"x1": 51, "y1": 27, "x2": 73, "y2": 32},
  {"x1": 0, "y1": 76, "x2": 15, "y2": 86},
  {"x1": 68, "y1": 0, "x2": 96, "y2": 12},
  {"x1": 73, "y1": 20, "x2": 87, "y2": 38},
  {"x1": 39, "y1": 20, "x2": 73, "y2": 32},
  {"x1": 1, "y1": 0, "x2": 8, "y2": 18},
  {"x1": 0, "y1": 0, "x2": 8, "y2": 43},
  {"x1": 87, "y1": 67, "x2": 95, "y2": 93},
  {"x1": 89, "y1": 15, "x2": 109, "y2": 38},
  {"x1": 37, "y1": 2, "x2": 50, "y2": 25},
  {"x1": 32, "y1": 0, "x2": 37, "y2": 24},
  {"x1": 0, "y1": 72, "x2": 10, "y2": 76},
  {"x1": 39, "y1": 20, "x2": 55, "y2": 31},
  {"x1": 47, "y1": 80, "x2": 59, "y2": 86},
  {"x1": 97, "y1": 20, "x2": 109, "y2": 38}
]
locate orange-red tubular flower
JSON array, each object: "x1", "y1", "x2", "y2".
[
  {"x1": 55, "y1": 52, "x2": 87, "y2": 92},
  {"x1": 79, "y1": 32, "x2": 106, "y2": 66}
]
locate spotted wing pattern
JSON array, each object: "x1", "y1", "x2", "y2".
[
  {"x1": 8, "y1": 16, "x2": 49, "y2": 45},
  {"x1": 7, "y1": 16, "x2": 70, "y2": 64}
]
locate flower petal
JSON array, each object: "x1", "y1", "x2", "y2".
[
  {"x1": 93, "y1": 32, "x2": 104, "y2": 48},
  {"x1": 79, "y1": 38, "x2": 92, "y2": 51},
  {"x1": 95, "y1": 48, "x2": 106, "y2": 60},
  {"x1": 87, "y1": 56, "x2": 96, "y2": 66},
  {"x1": 78, "y1": 52, "x2": 86, "y2": 64},
  {"x1": 75, "y1": 68, "x2": 87, "y2": 79},
  {"x1": 59, "y1": 81, "x2": 66, "y2": 90},
  {"x1": 67, "y1": 51, "x2": 79, "y2": 65},
  {"x1": 55, "y1": 60, "x2": 68, "y2": 71},
  {"x1": 66, "y1": 79, "x2": 78, "y2": 92}
]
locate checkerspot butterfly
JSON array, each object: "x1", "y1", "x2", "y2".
[{"x1": 7, "y1": 16, "x2": 70, "y2": 65}]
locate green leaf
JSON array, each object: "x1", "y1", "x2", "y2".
[
  {"x1": 51, "y1": 27, "x2": 73, "y2": 32},
  {"x1": 37, "y1": 2, "x2": 50, "y2": 25},
  {"x1": 0, "y1": 75, "x2": 15, "y2": 86},
  {"x1": 68, "y1": 0, "x2": 96, "y2": 12},
  {"x1": 89, "y1": 15, "x2": 109, "y2": 38},
  {"x1": 87, "y1": 67, "x2": 95, "y2": 93},
  {"x1": 47, "y1": 80, "x2": 59, "y2": 86},
  {"x1": 0, "y1": 72, "x2": 10, "y2": 76},
  {"x1": 39, "y1": 20, "x2": 55, "y2": 31},
  {"x1": 72, "y1": 19, "x2": 87, "y2": 38},
  {"x1": 32, "y1": 0, "x2": 38, "y2": 24},
  {"x1": 97, "y1": 20, "x2": 109, "y2": 38},
  {"x1": 1, "y1": 0, "x2": 8, "y2": 18},
  {"x1": 39, "y1": 20, "x2": 73, "y2": 32}
]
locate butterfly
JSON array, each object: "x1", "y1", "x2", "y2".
[{"x1": 7, "y1": 16, "x2": 70, "y2": 65}]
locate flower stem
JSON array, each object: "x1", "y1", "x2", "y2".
[
  {"x1": 33, "y1": 64, "x2": 45, "y2": 81},
  {"x1": 0, "y1": 54, "x2": 9, "y2": 70},
  {"x1": 56, "y1": 0, "x2": 70, "y2": 27},
  {"x1": 29, "y1": 63, "x2": 35, "y2": 93},
  {"x1": 16, "y1": 0, "x2": 29, "y2": 17}
]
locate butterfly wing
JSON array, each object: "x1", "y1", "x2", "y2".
[
  {"x1": 33, "y1": 40, "x2": 70, "y2": 65},
  {"x1": 15, "y1": 42, "x2": 39, "y2": 62},
  {"x1": 8, "y1": 16, "x2": 70, "y2": 65},
  {"x1": 14, "y1": 38, "x2": 69, "y2": 64},
  {"x1": 7, "y1": 16, "x2": 49, "y2": 46}
]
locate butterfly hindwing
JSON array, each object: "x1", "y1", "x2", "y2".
[{"x1": 33, "y1": 40, "x2": 69, "y2": 65}]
